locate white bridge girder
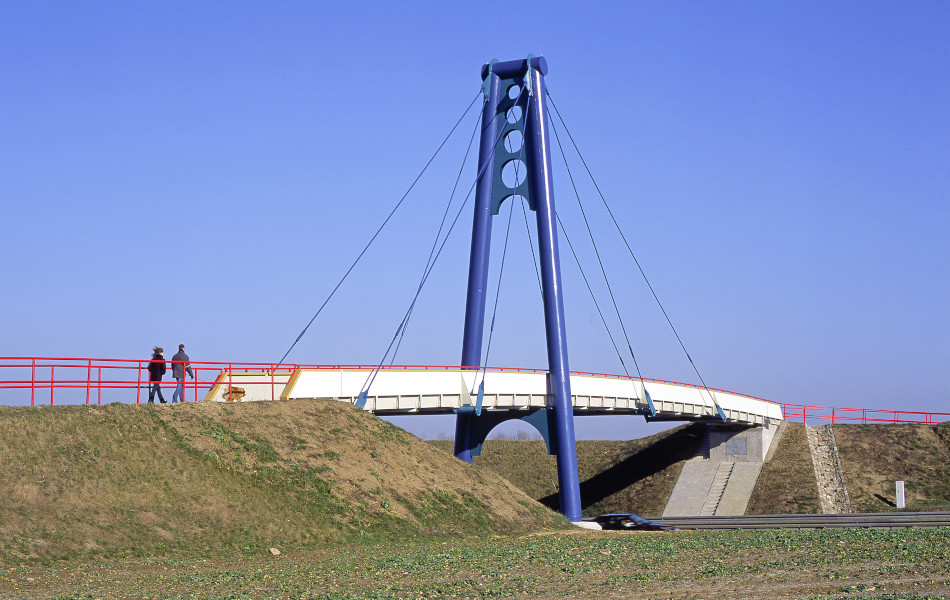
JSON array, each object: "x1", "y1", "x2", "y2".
[{"x1": 222, "y1": 368, "x2": 784, "y2": 425}]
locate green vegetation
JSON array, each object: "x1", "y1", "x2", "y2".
[
  {"x1": 3, "y1": 399, "x2": 950, "y2": 597},
  {"x1": 1, "y1": 528, "x2": 947, "y2": 598}
]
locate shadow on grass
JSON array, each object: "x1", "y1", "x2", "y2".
[{"x1": 540, "y1": 422, "x2": 706, "y2": 512}]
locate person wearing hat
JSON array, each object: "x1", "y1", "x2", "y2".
[
  {"x1": 171, "y1": 343, "x2": 194, "y2": 403},
  {"x1": 147, "y1": 347, "x2": 167, "y2": 404}
]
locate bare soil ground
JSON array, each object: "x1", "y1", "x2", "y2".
[{"x1": 0, "y1": 527, "x2": 947, "y2": 599}]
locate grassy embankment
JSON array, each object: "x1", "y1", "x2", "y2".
[
  {"x1": 835, "y1": 422, "x2": 950, "y2": 512},
  {"x1": 747, "y1": 422, "x2": 822, "y2": 514},
  {"x1": 432, "y1": 423, "x2": 705, "y2": 517},
  {"x1": 0, "y1": 400, "x2": 565, "y2": 565},
  {"x1": 440, "y1": 421, "x2": 950, "y2": 516}
]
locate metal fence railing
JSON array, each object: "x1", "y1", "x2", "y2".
[
  {"x1": 778, "y1": 403, "x2": 949, "y2": 425},
  {"x1": 0, "y1": 357, "x2": 947, "y2": 425}
]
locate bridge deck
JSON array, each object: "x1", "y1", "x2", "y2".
[{"x1": 225, "y1": 368, "x2": 783, "y2": 425}]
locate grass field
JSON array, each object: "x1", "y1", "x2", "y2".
[
  {"x1": 3, "y1": 401, "x2": 950, "y2": 598},
  {"x1": 0, "y1": 527, "x2": 948, "y2": 599},
  {"x1": 748, "y1": 422, "x2": 823, "y2": 514}
]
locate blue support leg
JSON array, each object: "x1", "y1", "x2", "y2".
[
  {"x1": 455, "y1": 70, "x2": 501, "y2": 462},
  {"x1": 455, "y1": 56, "x2": 582, "y2": 522},
  {"x1": 524, "y1": 63, "x2": 582, "y2": 522}
]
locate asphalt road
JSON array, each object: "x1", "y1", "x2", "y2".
[{"x1": 646, "y1": 511, "x2": 950, "y2": 529}]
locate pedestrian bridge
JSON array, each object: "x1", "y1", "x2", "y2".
[{"x1": 204, "y1": 367, "x2": 783, "y2": 425}]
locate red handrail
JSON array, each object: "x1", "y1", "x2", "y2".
[{"x1": 0, "y1": 356, "x2": 947, "y2": 424}]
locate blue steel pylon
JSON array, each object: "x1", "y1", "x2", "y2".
[{"x1": 454, "y1": 56, "x2": 583, "y2": 522}]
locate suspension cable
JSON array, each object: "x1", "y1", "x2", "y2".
[
  {"x1": 476, "y1": 93, "x2": 532, "y2": 386},
  {"x1": 359, "y1": 87, "x2": 529, "y2": 398},
  {"x1": 547, "y1": 91, "x2": 722, "y2": 413},
  {"x1": 477, "y1": 196, "x2": 516, "y2": 388},
  {"x1": 555, "y1": 213, "x2": 630, "y2": 377},
  {"x1": 548, "y1": 109, "x2": 644, "y2": 382},
  {"x1": 521, "y1": 198, "x2": 544, "y2": 298},
  {"x1": 277, "y1": 91, "x2": 483, "y2": 365},
  {"x1": 390, "y1": 108, "x2": 482, "y2": 363}
]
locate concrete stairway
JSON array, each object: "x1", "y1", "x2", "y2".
[
  {"x1": 700, "y1": 462, "x2": 735, "y2": 516},
  {"x1": 696, "y1": 431, "x2": 712, "y2": 460}
]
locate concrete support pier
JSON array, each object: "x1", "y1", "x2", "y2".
[{"x1": 664, "y1": 422, "x2": 785, "y2": 517}]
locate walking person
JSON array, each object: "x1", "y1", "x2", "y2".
[
  {"x1": 147, "y1": 346, "x2": 167, "y2": 404},
  {"x1": 171, "y1": 343, "x2": 194, "y2": 403}
]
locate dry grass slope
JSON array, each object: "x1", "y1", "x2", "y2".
[
  {"x1": 432, "y1": 424, "x2": 705, "y2": 517},
  {"x1": 440, "y1": 421, "x2": 950, "y2": 517},
  {"x1": 747, "y1": 422, "x2": 822, "y2": 514},
  {"x1": 0, "y1": 400, "x2": 566, "y2": 565},
  {"x1": 835, "y1": 423, "x2": 950, "y2": 512}
]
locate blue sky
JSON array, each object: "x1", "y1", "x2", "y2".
[{"x1": 2, "y1": 2, "x2": 947, "y2": 439}]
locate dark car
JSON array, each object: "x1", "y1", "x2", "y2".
[{"x1": 593, "y1": 513, "x2": 678, "y2": 531}]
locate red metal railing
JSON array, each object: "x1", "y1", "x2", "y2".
[
  {"x1": 778, "y1": 403, "x2": 950, "y2": 425},
  {"x1": 0, "y1": 356, "x2": 947, "y2": 424},
  {"x1": 0, "y1": 357, "x2": 301, "y2": 406}
]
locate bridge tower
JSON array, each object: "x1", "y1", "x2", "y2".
[{"x1": 454, "y1": 56, "x2": 583, "y2": 522}]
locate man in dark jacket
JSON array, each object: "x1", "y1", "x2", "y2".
[
  {"x1": 171, "y1": 343, "x2": 194, "y2": 403},
  {"x1": 147, "y1": 347, "x2": 167, "y2": 404}
]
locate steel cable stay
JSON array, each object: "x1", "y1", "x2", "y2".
[
  {"x1": 555, "y1": 213, "x2": 630, "y2": 378},
  {"x1": 472, "y1": 194, "x2": 516, "y2": 405},
  {"x1": 546, "y1": 90, "x2": 727, "y2": 420},
  {"x1": 276, "y1": 91, "x2": 483, "y2": 366},
  {"x1": 548, "y1": 109, "x2": 645, "y2": 383},
  {"x1": 473, "y1": 92, "x2": 533, "y2": 404},
  {"x1": 389, "y1": 108, "x2": 483, "y2": 364},
  {"x1": 356, "y1": 86, "x2": 531, "y2": 404},
  {"x1": 521, "y1": 198, "x2": 544, "y2": 299}
]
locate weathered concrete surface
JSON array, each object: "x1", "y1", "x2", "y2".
[
  {"x1": 663, "y1": 460, "x2": 721, "y2": 516},
  {"x1": 664, "y1": 421, "x2": 784, "y2": 516},
  {"x1": 717, "y1": 462, "x2": 764, "y2": 515},
  {"x1": 708, "y1": 423, "x2": 777, "y2": 462}
]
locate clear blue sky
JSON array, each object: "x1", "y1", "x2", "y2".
[{"x1": 2, "y1": 2, "x2": 947, "y2": 439}]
